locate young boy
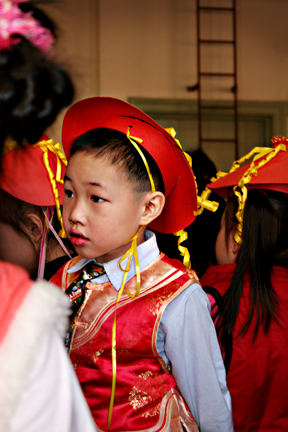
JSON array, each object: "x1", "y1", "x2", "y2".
[{"x1": 51, "y1": 97, "x2": 233, "y2": 432}]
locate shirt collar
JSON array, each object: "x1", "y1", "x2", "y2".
[{"x1": 67, "y1": 229, "x2": 160, "y2": 291}]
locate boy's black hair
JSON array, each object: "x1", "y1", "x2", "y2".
[
  {"x1": 70, "y1": 128, "x2": 165, "y2": 195},
  {"x1": 217, "y1": 189, "x2": 288, "y2": 350}
]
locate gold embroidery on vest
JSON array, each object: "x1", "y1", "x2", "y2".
[
  {"x1": 185, "y1": 268, "x2": 199, "y2": 281},
  {"x1": 145, "y1": 285, "x2": 176, "y2": 316},
  {"x1": 116, "y1": 336, "x2": 139, "y2": 360},
  {"x1": 73, "y1": 326, "x2": 107, "y2": 368},
  {"x1": 129, "y1": 371, "x2": 170, "y2": 418}
]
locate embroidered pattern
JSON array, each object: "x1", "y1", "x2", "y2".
[
  {"x1": 129, "y1": 371, "x2": 169, "y2": 418},
  {"x1": 72, "y1": 327, "x2": 107, "y2": 367},
  {"x1": 185, "y1": 268, "x2": 199, "y2": 281},
  {"x1": 144, "y1": 286, "x2": 175, "y2": 316}
]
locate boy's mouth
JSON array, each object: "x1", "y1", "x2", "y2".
[{"x1": 70, "y1": 230, "x2": 89, "y2": 245}]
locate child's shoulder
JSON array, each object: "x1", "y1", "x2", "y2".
[{"x1": 160, "y1": 253, "x2": 199, "y2": 283}]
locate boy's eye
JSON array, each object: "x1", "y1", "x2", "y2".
[
  {"x1": 65, "y1": 189, "x2": 74, "y2": 198},
  {"x1": 91, "y1": 195, "x2": 104, "y2": 203}
]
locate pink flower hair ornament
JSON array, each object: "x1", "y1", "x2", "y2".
[{"x1": 0, "y1": 0, "x2": 55, "y2": 52}]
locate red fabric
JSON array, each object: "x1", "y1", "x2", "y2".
[
  {"x1": 61, "y1": 97, "x2": 198, "y2": 234},
  {"x1": 0, "y1": 261, "x2": 32, "y2": 345},
  {"x1": 201, "y1": 264, "x2": 288, "y2": 432},
  {"x1": 49, "y1": 260, "x2": 67, "y2": 286}
]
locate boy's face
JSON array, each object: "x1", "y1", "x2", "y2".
[{"x1": 63, "y1": 151, "x2": 147, "y2": 263}]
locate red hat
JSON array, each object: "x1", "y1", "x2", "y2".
[
  {"x1": 0, "y1": 135, "x2": 66, "y2": 206},
  {"x1": 62, "y1": 97, "x2": 198, "y2": 234},
  {"x1": 207, "y1": 137, "x2": 288, "y2": 198},
  {"x1": 205, "y1": 137, "x2": 288, "y2": 244}
]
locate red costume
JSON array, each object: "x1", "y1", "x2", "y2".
[
  {"x1": 51, "y1": 254, "x2": 199, "y2": 432},
  {"x1": 200, "y1": 264, "x2": 288, "y2": 431}
]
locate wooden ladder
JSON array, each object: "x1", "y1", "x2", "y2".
[{"x1": 188, "y1": 0, "x2": 239, "y2": 159}]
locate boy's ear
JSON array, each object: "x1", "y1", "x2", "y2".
[
  {"x1": 139, "y1": 191, "x2": 165, "y2": 226},
  {"x1": 25, "y1": 213, "x2": 44, "y2": 246}
]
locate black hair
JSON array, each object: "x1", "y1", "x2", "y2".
[
  {"x1": 0, "y1": 1, "x2": 74, "y2": 155},
  {"x1": 70, "y1": 127, "x2": 165, "y2": 195},
  {"x1": 0, "y1": 188, "x2": 44, "y2": 258},
  {"x1": 224, "y1": 195, "x2": 238, "y2": 249},
  {"x1": 188, "y1": 148, "x2": 218, "y2": 194},
  {"x1": 217, "y1": 189, "x2": 288, "y2": 348}
]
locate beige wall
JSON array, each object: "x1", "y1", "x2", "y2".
[{"x1": 45, "y1": 0, "x2": 288, "y2": 142}]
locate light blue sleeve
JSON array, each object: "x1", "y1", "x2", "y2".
[{"x1": 156, "y1": 283, "x2": 234, "y2": 432}]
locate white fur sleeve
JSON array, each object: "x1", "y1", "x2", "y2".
[{"x1": 0, "y1": 281, "x2": 97, "y2": 432}]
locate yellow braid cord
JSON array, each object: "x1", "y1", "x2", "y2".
[
  {"x1": 165, "y1": 128, "x2": 221, "y2": 217},
  {"x1": 232, "y1": 143, "x2": 286, "y2": 244},
  {"x1": 165, "y1": 127, "x2": 192, "y2": 167},
  {"x1": 165, "y1": 128, "x2": 192, "y2": 268},
  {"x1": 197, "y1": 188, "x2": 219, "y2": 215},
  {"x1": 197, "y1": 170, "x2": 232, "y2": 216},
  {"x1": 127, "y1": 127, "x2": 156, "y2": 193},
  {"x1": 173, "y1": 229, "x2": 191, "y2": 269},
  {"x1": 108, "y1": 230, "x2": 141, "y2": 429},
  {"x1": 35, "y1": 138, "x2": 68, "y2": 238}
]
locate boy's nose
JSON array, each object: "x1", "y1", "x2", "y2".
[{"x1": 68, "y1": 201, "x2": 86, "y2": 225}]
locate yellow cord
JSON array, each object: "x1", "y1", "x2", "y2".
[
  {"x1": 107, "y1": 127, "x2": 157, "y2": 428},
  {"x1": 35, "y1": 138, "x2": 68, "y2": 238}
]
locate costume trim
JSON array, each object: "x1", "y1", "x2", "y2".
[
  {"x1": 152, "y1": 274, "x2": 199, "y2": 373},
  {"x1": 99, "y1": 389, "x2": 198, "y2": 432}
]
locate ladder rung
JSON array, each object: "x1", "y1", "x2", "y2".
[
  {"x1": 200, "y1": 72, "x2": 235, "y2": 77},
  {"x1": 201, "y1": 138, "x2": 237, "y2": 143},
  {"x1": 187, "y1": 84, "x2": 199, "y2": 91},
  {"x1": 200, "y1": 39, "x2": 235, "y2": 44},
  {"x1": 200, "y1": 105, "x2": 236, "y2": 110},
  {"x1": 199, "y1": 7, "x2": 235, "y2": 12}
]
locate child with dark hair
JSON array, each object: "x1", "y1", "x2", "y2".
[
  {"x1": 0, "y1": 1, "x2": 96, "y2": 431},
  {"x1": 51, "y1": 97, "x2": 233, "y2": 432},
  {"x1": 0, "y1": 1, "x2": 74, "y2": 152},
  {"x1": 0, "y1": 136, "x2": 74, "y2": 279},
  {"x1": 200, "y1": 136, "x2": 288, "y2": 431}
]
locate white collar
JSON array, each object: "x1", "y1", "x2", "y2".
[{"x1": 67, "y1": 230, "x2": 160, "y2": 291}]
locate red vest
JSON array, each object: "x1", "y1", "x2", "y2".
[
  {"x1": 201, "y1": 264, "x2": 288, "y2": 432},
  {"x1": 52, "y1": 254, "x2": 199, "y2": 432}
]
